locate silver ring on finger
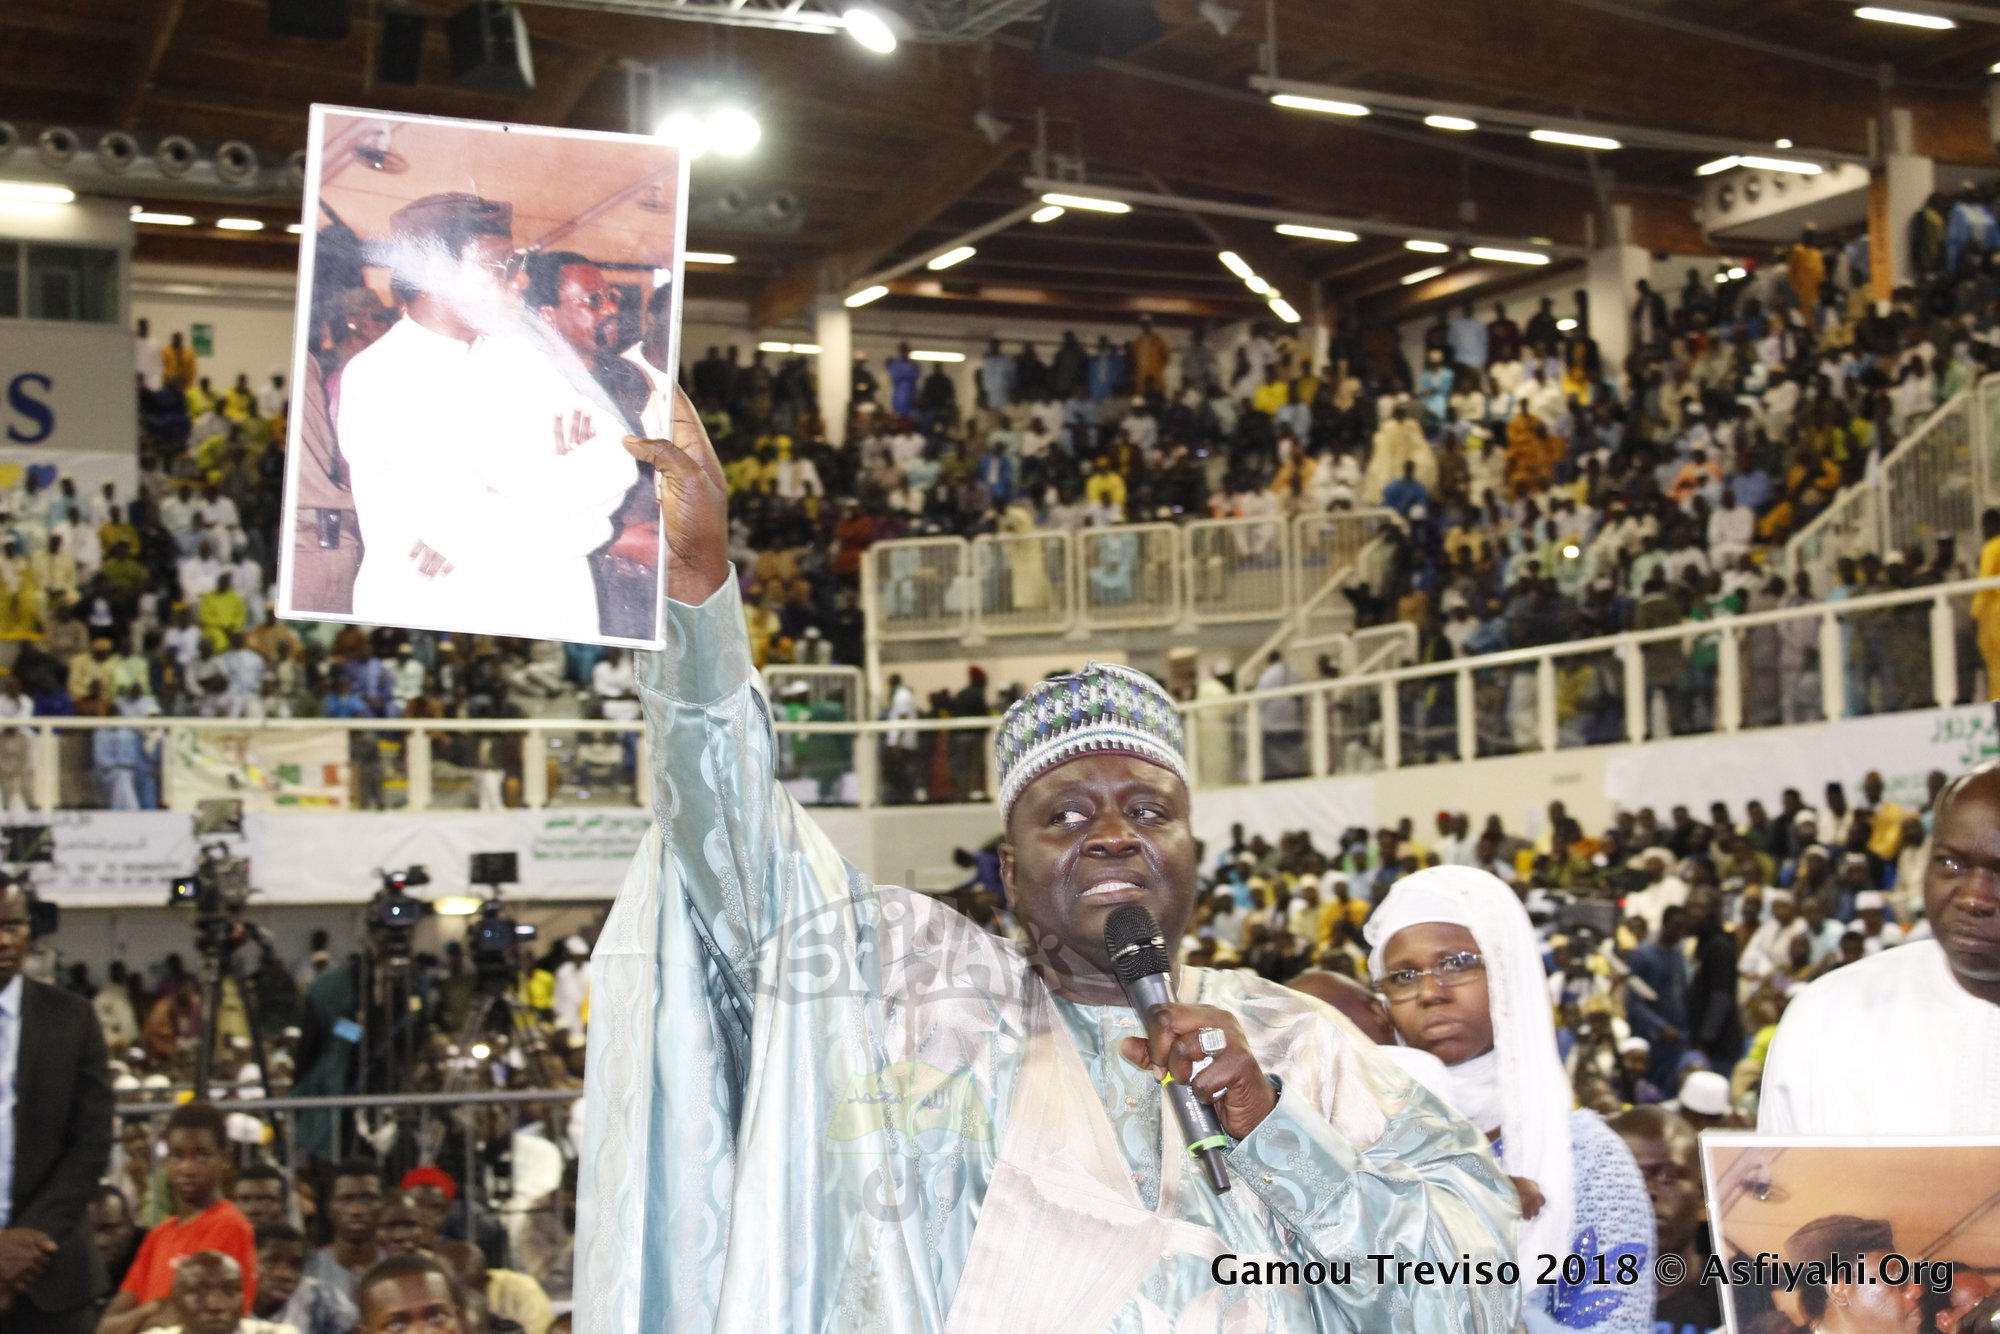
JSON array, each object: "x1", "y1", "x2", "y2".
[{"x1": 1197, "y1": 1026, "x2": 1227, "y2": 1056}]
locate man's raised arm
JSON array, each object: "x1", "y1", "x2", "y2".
[{"x1": 624, "y1": 391, "x2": 855, "y2": 1001}]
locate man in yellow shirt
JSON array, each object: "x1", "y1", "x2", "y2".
[
  {"x1": 1084, "y1": 458, "x2": 1127, "y2": 512},
  {"x1": 1976, "y1": 509, "x2": 2000, "y2": 699},
  {"x1": 1250, "y1": 367, "x2": 1289, "y2": 417},
  {"x1": 197, "y1": 573, "x2": 247, "y2": 650}
]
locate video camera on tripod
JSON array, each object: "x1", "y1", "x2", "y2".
[
  {"x1": 466, "y1": 852, "x2": 535, "y2": 980},
  {"x1": 369, "y1": 865, "x2": 433, "y2": 961},
  {"x1": 168, "y1": 843, "x2": 253, "y2": 956}
]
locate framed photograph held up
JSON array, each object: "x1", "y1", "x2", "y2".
[{"x1": 278, "y1": 105, "x2": 687, "y2": 648}]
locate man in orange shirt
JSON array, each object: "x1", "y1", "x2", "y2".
[{"x1": 97, "y1": 1103, "x2": 254, "y2": 1334}]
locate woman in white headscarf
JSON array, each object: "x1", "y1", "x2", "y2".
[{"x1": 1364, "y1": 865, "x2": 1655, "y2": 1334}]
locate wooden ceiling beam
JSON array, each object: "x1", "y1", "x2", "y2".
[{"x1": 115, "y1": 0, "x2": 189, "y2": 130}]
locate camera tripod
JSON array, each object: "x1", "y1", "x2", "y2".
[{"x1": 190, "y1": 914, "x2": 289, "y2": 1160}]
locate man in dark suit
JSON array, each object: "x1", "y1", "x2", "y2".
[{"x1": 0, "y1": 882, "x2": 113, "y2": 1334}]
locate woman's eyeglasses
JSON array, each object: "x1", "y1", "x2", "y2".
[{"x1": 1378, "y1": 950, "x2": 1485, "y2": 1001}]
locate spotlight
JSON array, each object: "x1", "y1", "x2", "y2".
[
  {"x1": 216, "y1": 140, "x2": 259, "y2": 183},
  {"x1": 157, "y1": 136, "x2": 197, "y2": 178},
  {"x1": 657, "y1": 104, "x2": 762, "y2": 159},
  {"x1": 96, "y1": 132, "x2": 139, "y2": 174},
  {"x1": 35, "y1": 127, "x2": 78, "y2": 168},
  {"x1": 972, "y1": 108, "x2": 1012, "y2": 144},
  {"x1": 842, "y1": 4, "x2": 904, "y2": 54},
  {"x1": 1197, "y1": 1, "x2": 1242, "y2": 36}
]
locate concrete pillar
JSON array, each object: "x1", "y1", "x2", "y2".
[
  {"x1": 814, "y1": 295, "x2": 853, "y2": 445},
  {"x1": 1871, "y1": 107, "x2": 1934, "y2": 302},
  {"x1": 1584, "y1": 211, "x2": 1649, "y2": 383}
]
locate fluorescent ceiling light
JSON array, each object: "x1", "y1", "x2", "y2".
[
  {"x1": 215, "y1": 218, "x2": 265, "y2": 231},
  {"x1": 1270, "y1": 93, "x2": 1370, "y2": 117},
  {"x1": 1775, "y1": 137, "x2": 1795, "y2": 148},
  {"x1": 911, "y1": 350, "x2": 965, "y2": 362},
  {"x1": 1424, "y1": 114, "x2": 1479, "y2": 132},
  {"x1": 758, "y1": 341, "x2": 793, "y2": 353},
  {"x1": 285, "y1": 223, "x2": 303, "y2": 234},
  {"x1": 1991, "y1": 61, "x2": 2000, "y2": 73},
  {"x1": 927, "y1": 245, "x2": 976, "y2": 271},
  {"x1": 1244, "y1": 274, "x2": 1273, "y2": 296},
  {"x1": 1401, "y1": 266, "x2": 1446, "y2": 286},
  {"x1": 1696, "y1": 155, "x2": 1742, "y2": 177},
  {"x1": 1530, "y1": 128, "x2": 1622, "y2": 150},
  {"x1": 759, "y1": 341, "x2": 822, "y2": 354},
  {"x1": 1268, "y1": 296, "x2": 1302, "y2": 324},
  {"x1": 1040, "y1": 191, "x2": 1130, "y2": 214},
  {"x1": 1854, "y1": 6, "x2": 1955, "y2": 28},
  {"x1": 131, "y1": 210, "x2": 196, "y2": 226},
  {"x1": 1727, "y1": 266, "x2": 1748, "y2": 280},
  {"x1": 1557, "y1": 317, "x2": 1578, "y2": 332},
  {"x1": 1217, "y1": 250, "x2": 1255, "y2": 280},
  {"x1": 1737, "y1": 155, "x2": 1823, "y2": 175},
  {"x1": 433, "y1": 896, "x2": 483, "y2": 917},
  {"x1": 1468, "y1": 246, "x2": 1551, "y2": 265},
  {"x1": 845, "y1": 284, "x2": 889, "y2": 308},
  {"x1": 843, "y1": 5, "x2": 899, "y2": 53},
  {"x1": 684, "y1": 252, "x2": 737, "y2": 265},
  {"x1": 1275, "y1": 223, "x2": 1358, "y2": 243},
  {"x1": 1030, "y1": 204, "x2": 1065, "y2": 223},
  {"x1": 0, "y1": 181, "x2": 75, "y2": 205},
  {"x1": 1405, "y1": 239, "x2": 1451, "y2": 254}
]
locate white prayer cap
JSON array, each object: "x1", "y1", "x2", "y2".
[
  {"x1": 564, "y1": 934, "x2": 589, "y2": 954},
  {"x1": 112, "y1": 1074, "x2": 140, "y2": 1093},
  {"x1": 1802, "y1": 846, "x2": 1829, "y2": 863},
  {"x1": 1854, "y1": 890, "x2": 1886, "y2": 912},
  {"x1": 1617, "y1": 1037, "x2": 1651, "y2": 1056},
  {"x1": 225, "y1": 1112, "x2": 267, "y2": 1145},
  {"x1": 1677, "y1": 1070, "x2": 1731, "y2": 1117},
  {"x1": 1795, "y1": 807, "x2": 1820, "y2": 827},
  {"x1": 1766, "y1": 889, "x2": 1795, "y2": 906}
]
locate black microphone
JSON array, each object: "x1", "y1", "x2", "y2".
[{"x1": 1104, "y1": 904, "x2": 1230, "y2": 1193}]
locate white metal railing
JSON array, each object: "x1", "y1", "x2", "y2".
[
  {"x1": 1079, "y1": 522, "x2": 1181, "y2": 629},
  {"x1": 971, "y1": 530, "x2": 1075, "y2": 635},
  {"x1": 29, "y1": 576, "x2": 1998, "y2": 813},
  {"x1": 868, "y1": 536, "x2": 971, "y2": 641},
  {"x1": 1183, "y1": 515, "x2": 1290, "y2": 622},
  {"x1": 1241, "y1": 509, "x2": 1400, "y2": 675},
  {"x1": 1788, "y1": 376, "x2": 1998, "y2": 584}
]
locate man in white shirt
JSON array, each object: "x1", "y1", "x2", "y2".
[
  {"x1": 178, "y1": 540, "x2": 223, "y2": 602},
  {"x1": 338, "y1": 193, "x2": 635, "y2": 642},
  {"x1": 1760, "y1": 764, "x2": 2000, "y2": 1134},
  {"x1": 257, "y1": 374, "x2": 289, "y2": 421},
  {"x1": 1738, "y1": 889, "x2": 1796, "y2": 992},
  {"x1": 552, "y1": 936, "x2": 590, "y2": 1042},
  {"x1": 590, "y1": 650, "x2": 639, "y2": 722},
  {"x1": 1621, "y1": 849, "x2": 1689, "y2": 937},
  {"x1": 1706, "y1": 487, "x2": 1755, "y2": 569},
  {"x1": 134, "y1": 318, "x2": 165, "y2": 392}
]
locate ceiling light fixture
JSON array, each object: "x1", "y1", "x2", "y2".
[
  {"x1": 1030, "y1": 204, "x2": 1065, "y2": 223},
  {"x1": 927, "y1": 245, "x2": 976, "y2": 271},
  {"x1": 1268, "y1": 296, "x2": 1301, "y2": 323},
  {"x1": 1557, "y1": 318, "x2": 1578, "y2": 332},
  {"x1": 1468, "y1": 245, "x2": 1551, "y2": 265},
  {"x1": 1696, "y1": 155, "x2": 1742, "y2": 176},
  {"x1": 1775, "y1": 137, "x2": 1795, "y2": 148},
  {"x1": 911, "y1": 350, "x2": 966, "y2": 362},
  {"x1": 0, "y1": 181, "x2": 76, "y2": 206},
  {"x1": 684, "y1": 251, "x2": 737, "y2": 264},
  {"x1": 1405, "y1": 239, "x2": 1451, "y2": 254},
  {"x1": 1853, "y1": 6, "x2": 1955, "y2": 28},
  {"x1": 842, "y1": 5, "x2": 901, "y2": 53},
  {"x1": 1275, "y1": 222, "x2": 1358, "y2": 242},
  {"x1": 1424, "y1": 114, "x2": 1479, "y2": 132},
  {"x1": 845, "y1": 284, "x2": 889, "y2": 307},
  {"x1": 1216, "y1": 250, "x2": 1255, "y2": 280},
  {"x1": 285, "y1": 223, "x2": 303, "y2": 234},
  {"x1": 1401, "y1": 265, "x2": 1447, "y2": 285},
  {"x1": 1529, "y1": 128, "x2": 1622, "y2": 150},
  {"x1": 1269, "y1": 93, "x2": 1370, "y2": 117},
  {"x1": 1040, "y1": 191, "x2": 1131, "y2": 214},
  {"x1": 1737, "y1": 155, "x2": 1823, "y2": 175},
  {"x1": 1197, "y1": 0, "x2": 1242, "y2": 35},
  {"x1": 1727, "y1": 265, "x2": 1748, "y2": 280},
  {"x1": 131, "y1": 210, "x2": 196, "y2": 226},
  {"x1": 759, "y1": 341, "x2": 822, "y2": 354},
  {"x1": 215, "y1": 218, "x2": 265, "y2": 231},
  {"x1": 657, "y1": 104, "x2": 762, "y2": 159},
  {"x1": 1244, "y1": 274, "x2": 1273, "y2": 296}
]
